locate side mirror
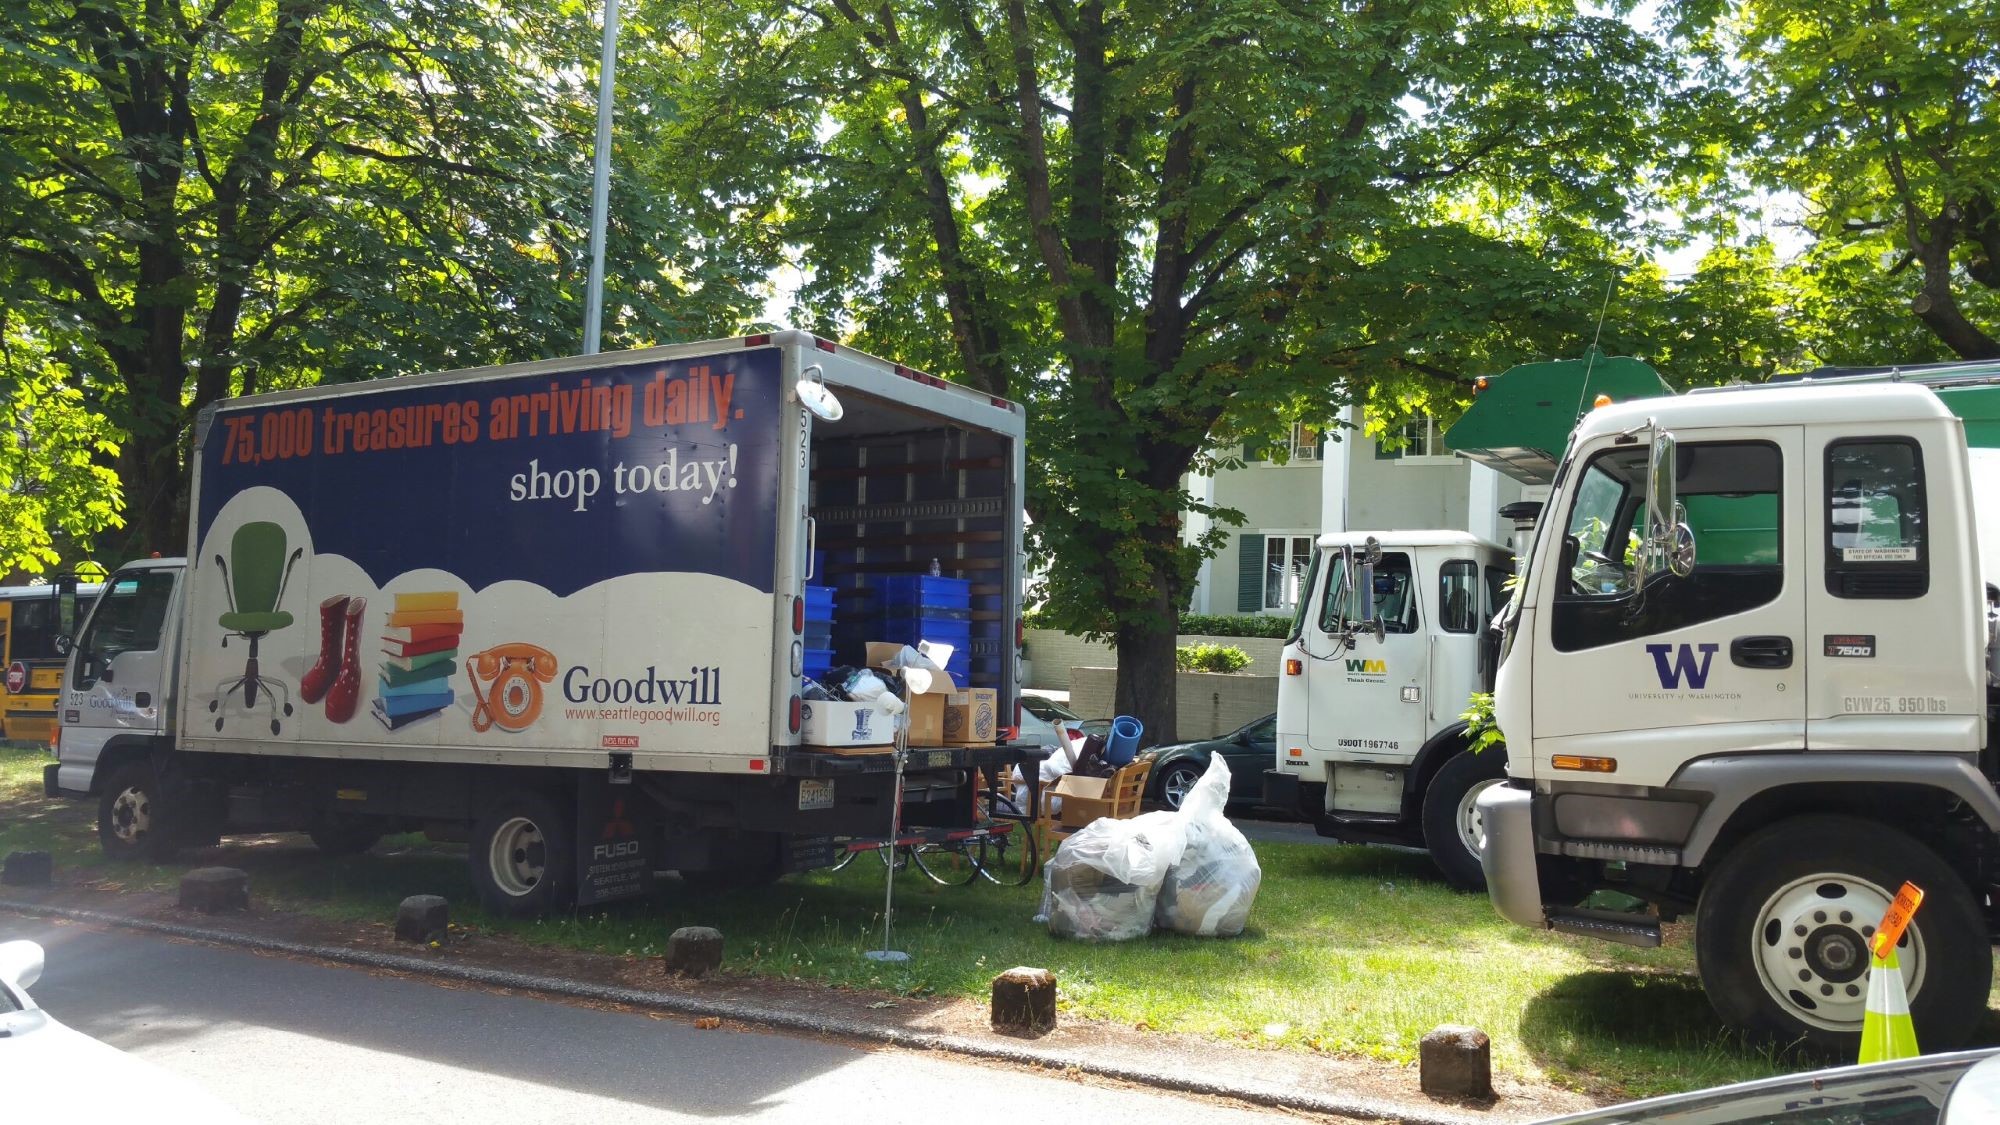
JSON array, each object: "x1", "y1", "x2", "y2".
[
  {"x1": 1356, "y1": 536, "x2": 1385, "y2": 641},
  {"x1": 54, "y1": 634, "x2": 72, "y2": 657},
  {"x1": 1636, "y1": 427, "x2": 1694, "y2": 585}
]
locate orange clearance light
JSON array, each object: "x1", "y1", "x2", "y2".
[
  {"x1": 1474, "y1": 376, "x2": 1489, "y2": 393},
  {"x1": 1552, "y1": 754, "x2": 1617, "y2": 772},
  {"x1": 1288, "y1": 747, "x2": 1304, "y2": 758},
  {"x1": 1592, "y1": 394, "x2": 1614, "y2": 409},
  {"x1": 1285, "y1": 658, "x2": 1303, "y2": 676}
]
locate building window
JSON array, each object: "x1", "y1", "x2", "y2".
[
  {"x1": 1290, "y1": 423, "x2": 1321, "y2": 462},
  {"x1": 1374, "y1": 417, "x2": 1447, "y2": 460},
  {"x1": 1265, "y1": 535, "x2": 1315, "y2": 612}
]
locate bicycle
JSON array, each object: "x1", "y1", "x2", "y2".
[{"x1": 826, "y1": 785, "x2": 1039, "y2": 886}]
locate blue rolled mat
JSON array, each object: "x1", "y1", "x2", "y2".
[{"x1": 1105, "y1": 715, "x2": 1143, "y2": 766}]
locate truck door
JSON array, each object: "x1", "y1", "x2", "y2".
[
  {"x1": 1530, "y1": 429, "x2": 1804, "y2": 787},
  {"x1": 1306, "y1": 549, "x2": 1429, "y2": 764},
  {"x1": 1805, "y1": 429, "x2": 1982, "y2": 751},
  {"x1": 61, "y1": 568, "x2": 180, "y2": 753},
  {"x1": 1432, "y1": 557, "x2": 1487, "y2": 732}
]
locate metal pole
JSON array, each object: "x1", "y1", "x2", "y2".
[
  {"x1": 865, "y1": 692, "x2": 912, "y2": 963},
  {"x1": 582, "y1": 0, "x2": 620, "y2": 356}
]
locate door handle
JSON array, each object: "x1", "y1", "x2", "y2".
[{"x1": 1731, "y1": 635, "x2": 1793, "y2": 669}]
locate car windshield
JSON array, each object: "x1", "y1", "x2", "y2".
[{"x1": 1020, "y1": 695, "x2": 1079, "y2": 723}]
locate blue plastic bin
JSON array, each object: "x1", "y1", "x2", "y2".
[{"x1": 872, "y1": 574, "x2": 971, "y2": 610}]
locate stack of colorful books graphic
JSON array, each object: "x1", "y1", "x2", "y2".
[{"x1": 373, "y1": 591, "x2": 463, "y2": 730}]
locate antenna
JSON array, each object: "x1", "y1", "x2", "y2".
[{"x1": 1573, "y1": 272, "x2": 1619, "y2": 420}]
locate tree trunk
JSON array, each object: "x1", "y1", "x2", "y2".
[{"x1": 1113, "y1": 602, "x2": 1179, "y2": 747}]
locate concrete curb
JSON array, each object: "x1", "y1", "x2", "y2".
[{"x1": 0, "y1": 896, "x2": 1492, "y2": 1125}]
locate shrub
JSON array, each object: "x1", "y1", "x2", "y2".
[
  {"x1": 1176, "y1": 613, "x2": 1291, "y2": 638},
  {"x1": 1176, "y1": 643, "x2": 1252, "y2": 673}
]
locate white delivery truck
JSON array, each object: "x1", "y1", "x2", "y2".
[
  {"x1": 44, "y1": 331, "x2": 1034, "y2": 914},
  {"x1": 1263, "y1": 531, "x2": 1515, "y2": 888},
  {"x1": 1477, "y1": 359, "x2": 2000, "y2": 1052}
]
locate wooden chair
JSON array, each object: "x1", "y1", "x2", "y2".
[{"x1": 1034, "y1": 753, "x2": 1156, "y2": 856}]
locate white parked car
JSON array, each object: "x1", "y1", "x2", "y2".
[{"x1": 1, "y1": 939, "x2": 255, "y2": 1120}]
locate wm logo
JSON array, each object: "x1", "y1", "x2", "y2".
[
  {"x1": 1646, "y1": 643, "x2": 1718, "y2": 689},
  {"x1": 1345, "y1": 659, "x2": 1387, "y2": 674}
]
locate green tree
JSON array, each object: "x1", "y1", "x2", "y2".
[
  {"x1": 670, "y1": 0, "x2": 1698, "y2": 739},
  {"x1": 0, "y1": 0, "x2": 777, "y2": 563},
  {"x1": 1704, "y1": 0, "x2": 1999, "y2": 358}
]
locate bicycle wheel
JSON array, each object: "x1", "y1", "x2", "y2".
[
  {"x1": 976, "y1": 818, "x2": 1040, "y2": 886},
  {"x1": 829, "y1": 841, "x2": 860, "y2": 871},
  {"x1": 910, "y1": 840, "x2": 981, "y2": 886}
]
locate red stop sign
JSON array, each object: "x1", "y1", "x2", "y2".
[{"x1": 4, "y1": 662, "x2": 26, "y2": 694}]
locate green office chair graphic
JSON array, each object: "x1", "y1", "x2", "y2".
[{"x1": 208, "y1": 521, "x2": 304, "y2": 734}]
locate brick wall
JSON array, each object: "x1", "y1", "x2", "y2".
[
  {"x1": 1024, "y1": 629, "x2": 1284, "y2": 691},
  {"x1": 1068, "y1": 666, "x2": 1277, "y2": 741}
]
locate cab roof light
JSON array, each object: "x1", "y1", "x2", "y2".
[
  {"x1": 1475, "y1": 376, "x2": 1489, "y2": 394},
  {"x1": 1593, "y1": 394, "x2": 1614, "y2": 409}
]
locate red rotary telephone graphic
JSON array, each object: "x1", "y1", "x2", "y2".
[{"x1": 467, "y1": 643, "x2": 558, "y2": 733}]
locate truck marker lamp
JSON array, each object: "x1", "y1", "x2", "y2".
[
  {"x1": 789, "y1": 694, "x2": 801, "y2": 734},
  {"x1": 1552, "y1": 754, "x2": 1616, "y2": 772},
  {"x1": 1593, "y1": 394, "x2": 1614, "y2": 409},
  {"x1": 1285, "y1": 658, "x2": 1302, "y2": 675},
  {"x1": 1288, "y1": 747, "x2": 1303, "y2": 757},
  {"x1": 790, "y1": 640, "x2": 803, "y2": 677},
  {"x1": 792, "y1": 596, "x2": 804, "y2": 635},
  {"x1": 814, "y1": 337, "x2": 837, "y2": 353},
  {"x1": 1474, "y1": 376, "x2": 1489, "y2": 394},
  {"x1": 750, "y1": 759, "x2": 767, "y2": 772}
]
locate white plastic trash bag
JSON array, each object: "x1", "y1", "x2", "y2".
[
  {"x1": 1045, "y1": 810, "x2": 1188, "y2": 941},
  {"x1": 1154, "y1": 756, "x2": 1262, "y2": 936}
]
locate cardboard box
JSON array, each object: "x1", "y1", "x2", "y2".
[
  {"x1": 800, "y1": 700, "x2": 894, "y2": 749},
  {"x1": 943, "y1": 688, "x2": 998, "y2": 745},
  {"x1": 1049, "y1": 773, "x2": 1117, "y2": 828},
  {"x1": 864, "y1": 640, "x2": 956, "y2": 745}
]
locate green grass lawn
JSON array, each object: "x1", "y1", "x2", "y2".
[{"x1": 0, "y1": 745, "x2": 1939, "y2": 1099}]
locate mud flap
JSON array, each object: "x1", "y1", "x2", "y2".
[{"x1": 575, "y1": 772, "x2": 657, "y2": 907}]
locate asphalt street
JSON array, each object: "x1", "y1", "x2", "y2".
[{"x1": 1, "y1": 915, "x2": 1286, "y2": 1125}]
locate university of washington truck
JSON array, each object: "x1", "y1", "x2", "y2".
[
  {"x1": 1478, "y1": 360, "x2": 2000, "y2": 1051},
  {"x1": 45, "y1": 331, "x2": 1030, "y2": 915}
]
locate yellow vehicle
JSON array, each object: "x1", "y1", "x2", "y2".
[{"x1": 1, "y1": 578, "x2": 97, "y2": 745}]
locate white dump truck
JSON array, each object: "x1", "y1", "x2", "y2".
[
  {"x1": 45, "y1": 331, "x2": 1036, "y2": 914},
  {"x1": 1478, "y1": 359, "x2": 2000, "y2": 1052}
]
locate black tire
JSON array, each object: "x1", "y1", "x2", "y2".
[
  {"x1": 307, "y1": 820, "x2": 383, "y2": 857},
  {"x1": 1695, "y1": 814, "x2": 1991, "y2": 1054},
  {"x1": 1153, "y1": 760, "x2": 1204, "y2": 811},
  {"x1": 911, "y1": 841, "x2": 980, "y2": 886},
  {"x1": 469, "y1": 791, "x2": 575, "y2": 917},
  {"x1": 1420, "y1": 747, "x2": 1508, "y2": 891},
  {"x1": 976, "y1": 818, "x2": 1040, "y2": 886},
  {"x1": 97, "y1": 761, "x2": 179, "y2": 862}
]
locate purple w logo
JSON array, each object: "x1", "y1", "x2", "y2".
[{"x1": 1646, "y1": 643, "x2": 1719, "y2": 689}]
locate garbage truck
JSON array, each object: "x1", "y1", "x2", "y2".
[
  {"x1": 1262, "y1": 530, "x2": 1515, "y2": 889},
  {"x1": 1476, "y1": 358, "x2": 2000, "y2": 1052},
  {"x1": 44, "y1": 331, "x2": 1034, "y2": 914}
]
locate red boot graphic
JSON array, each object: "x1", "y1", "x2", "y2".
[
  {"x1": 324, "y1": 597, "x2": 367, "y2": 723},
  {"x1": 300, "y1": 595, "x2": 350, "y2": 705}
]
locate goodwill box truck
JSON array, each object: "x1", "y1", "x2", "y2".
[{"x1": 45, "y1": 331, "x2": 1032, "y2": 914}]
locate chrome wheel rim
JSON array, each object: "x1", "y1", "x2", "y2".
[
  {"x1": 1162, "y1": 766, "x2": 1198, "y2": 809},
  {"x1": 1751, "y1": 872, "x2": 1923, "y2": 1032},
  {"x1": 1456, "y1": 778, "x2": 1503, "y2": 857},
  {"x1": 487, "y1": 816, "x2": 546, "y2": 897}
]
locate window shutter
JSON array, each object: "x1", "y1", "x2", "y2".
[
  {"x1": 1237, "y1": 533, "x2": 1266, "y2": 612},
  {"x1": 1243, "y1": 440, "x2": 1265, "y2": 463}
]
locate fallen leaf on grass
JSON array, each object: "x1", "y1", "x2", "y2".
[{"x1": 695, "y1": 1016, "x2": 722, "y2": 1030}]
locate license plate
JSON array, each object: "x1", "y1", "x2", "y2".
[{"x1": 798, "y1": 778, "x2": 834, "y2": 811}]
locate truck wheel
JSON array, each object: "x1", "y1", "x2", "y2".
[
  {"x1": 1420, "y1": 748, "x2": 1508, "y2": 891},
  {"x1": 307, "y1": 821, "x2": 384, "y2": 858},
  {"x1": 1696, "y1": 814, "x2": 1990, "y2": 1054},
  {"x1": 98, "y1": 762, "x2": 178, "y2": 863},
  {"x1": 470, "y1": 792, "x2": 575, "y2": 917}
]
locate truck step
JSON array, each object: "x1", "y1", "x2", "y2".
[{"x1": 1546, "y1": 907, "x2": 1662, "y2": 948}]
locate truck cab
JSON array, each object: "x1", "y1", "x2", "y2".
[
  {"x1": 1480, "y1": 377, "x2": 2000, "y2": 1053},
  {"x1": 1265, "y1": 530, "x2": 1513, "y2": 887}
]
